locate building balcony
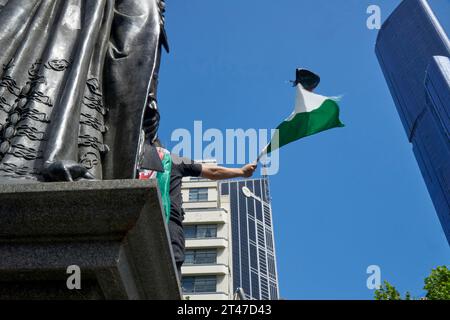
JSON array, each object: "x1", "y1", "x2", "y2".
[
  {"x1": 183, "y1": 292, "x2": 229, "y2": 300},
  {"x1": 183, "y1": 200, "x2": 218, "y2": 210},
  {"x1": 182, "y1": 180, "x2": 218, "y2": 188},
  {"x1": 181, "y1": 264, "x2": 228, "y2": 276},
  {"x1": 183, "y1": 209, "x2": 228, "y2": 224},
  {"x1": 185, "y1": 238, "x2": 228, "y2": 249}
]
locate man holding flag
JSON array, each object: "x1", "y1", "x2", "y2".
[{"x1": 142, "y1": 68, "x2": 343, "y2": 281}]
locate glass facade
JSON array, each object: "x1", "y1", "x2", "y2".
[
  {"x1": 185, "y1": 224, "x2": 217, "y2": 239},
  {"x1": 189, "y1": 188, "x2": 209, "y2": 202},
  {"x1": 185, "y1": 249, "x2": 217, "y2": 265},
  {"x1": 376, "y1": 0, "x2": 450, "y2": 244},
  {"x1": 220, "y1": 178, "x2": 279, "y2": 300},
  {"x1": 182, "y1": 276, "x2": 217, "y2": 293}
]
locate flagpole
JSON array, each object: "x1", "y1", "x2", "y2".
[{"x1": 255, "y1": 144, "x2": 268, "y2": 164}]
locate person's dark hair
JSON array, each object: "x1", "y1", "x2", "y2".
[{"x1": 153, "y1": 137, "x2": 163, "y2": 148}]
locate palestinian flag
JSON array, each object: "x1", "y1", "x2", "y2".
[{"x1": 264, "y1": 84, "x2": 344, "y2": 155}]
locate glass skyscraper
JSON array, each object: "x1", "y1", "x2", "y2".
[
  {"x1": 375, "y1": 0, "x2": 450, "y2": 244},
  {"x1": 220, "y1": 178, "x2": 279, "y2": 300}
]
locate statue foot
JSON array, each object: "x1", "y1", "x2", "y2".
[{"x1": 42, "y1": 160, "x2": 96, "y2": 182}]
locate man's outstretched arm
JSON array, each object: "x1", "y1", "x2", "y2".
[{"x1": 201, "y1": 163, "x2": 257, "y2": 181}]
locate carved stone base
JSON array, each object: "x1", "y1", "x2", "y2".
[{"x1": 0, "y1": 179, "x2": 181, "y2": 300}]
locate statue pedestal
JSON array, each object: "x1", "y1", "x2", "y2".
[{"x1": 0, "y1": 180, "x2": 181, "y2": 300}]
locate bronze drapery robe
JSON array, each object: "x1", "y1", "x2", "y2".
[{"x1": 0, "y1": 0, "x2": 167, "y2": 182}]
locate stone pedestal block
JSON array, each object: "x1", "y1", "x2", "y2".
[{"x1": 0, "y1": 179, "x2": 181, "y2": 300}]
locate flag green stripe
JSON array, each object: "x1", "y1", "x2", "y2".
[{"x1": 267, "y1": 99, "x2": 344, "y2": 153}]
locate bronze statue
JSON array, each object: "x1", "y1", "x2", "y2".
[{"x1": 0, "y1": 0, "x2": 168, "y2": 182}]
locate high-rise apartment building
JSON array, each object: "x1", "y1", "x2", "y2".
[
  {"x1": 180, "y1": 161, "x2": 234, "y2": 300},
  {"x1": 376, "y1": 0, "x2": 450, "y2": 244}
]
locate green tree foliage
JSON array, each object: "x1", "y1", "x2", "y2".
[
  {"x1": 374, "y1": 281, "x2": 410, "y2": 300},
  {"x1": 374, "y1": 265, "x2": 450, "y2": 300},
  {"x1": 424, "y1": 266, "x2": 450, "y2": 300}
]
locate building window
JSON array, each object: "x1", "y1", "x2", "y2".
[
  {"x1": 270, "y1": 282, "x2": 278, "y2": 300},
  {"x1": 182, "y1": 276, "x2": 217, "y2": 293},
  {"x1": 220, "y1": 183, "x2": 229, "y2": 195},
  {"x1": 185, "y1": 249, "x2": 217, "y2": 265},
  {"x1": 189, "y1": 188, "x2": 209, "y2": 201},
  {"x1": 185, "y1": 225, "x2": 217, "y2": 239}
]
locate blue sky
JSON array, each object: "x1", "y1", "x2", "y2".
[{"x1": 157, "y1": 0, "x2": 450, "y2": 299}]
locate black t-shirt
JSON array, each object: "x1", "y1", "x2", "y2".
[{"x1": 169, "y1": 155, "x2": 202, "y2": 225}]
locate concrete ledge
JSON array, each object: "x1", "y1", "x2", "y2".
[
  {"x1": 182, "y1": 264, "x2": 228, "y2": 276},
  {"x1": 184, "y1": 210, "x2": 228, "y2": 224},
  {"x1": 185, "y1": 238, "x2": 228, "y2": 249},
  {"x1": 184, "y1": 292, "x2": 230, "y2": 300},
  {"x1": 0, "y1": 179, "x2": 181, "y2": 300}
]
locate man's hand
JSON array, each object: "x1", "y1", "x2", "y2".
[
  {"x1": 241, "y1": 163, "x2": 257, "y2": 178},
  {"x1": 201, "y1": 163, "x2": 258, "y2": 181}
]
